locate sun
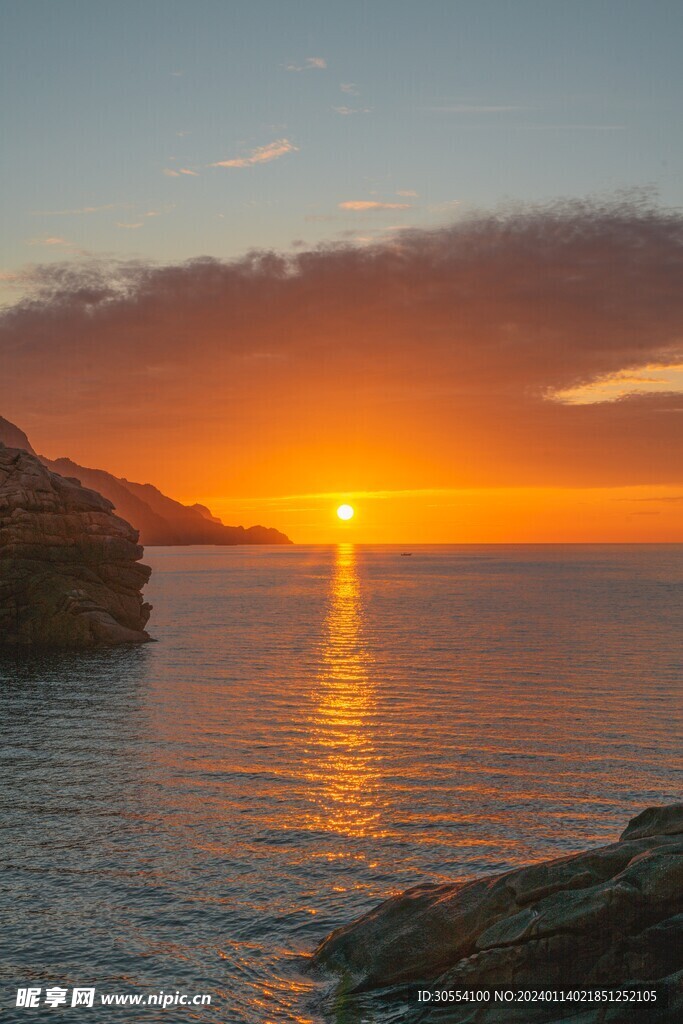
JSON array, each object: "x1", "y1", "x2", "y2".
[{"x1": 336, "y1": 503, "x2": 355, "y2": 521}]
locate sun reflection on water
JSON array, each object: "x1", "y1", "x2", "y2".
[{"x1": 304, "y1": 544, "x2": 384, "y2": 839}]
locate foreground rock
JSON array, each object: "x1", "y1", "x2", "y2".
[
  {"x1": 0, "y1": 444, "x2": 152, "y2": 646},
  {"x1": 310, "y1": 804, "x2": 683, "y2": 1022}
]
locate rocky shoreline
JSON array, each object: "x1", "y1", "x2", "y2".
[
  {"x1": 0, "y1": 444, "x2": 152, "y2": 646},
  {"x1": 0, "y1": 416, "x2": 292, "y2": 546},
  {"x1": 309, "y1": 804, "x2": 683, "y2": 1022}
]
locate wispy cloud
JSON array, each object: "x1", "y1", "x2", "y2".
[
  {"x1": 340, "y1": 82, "x2": 359, "y2": 95},
  {"x1": 333, "y1": 105, "x2": 371, "y2": 116},
  {"x1": 427, "y1": 104, "x2": 526, "y2": 113},
  {"x1": 512, "y1": 124, "x2": 626, "y2": 131},
  {"x1": 423, "y1": 104, "x2": 624, "y2": 130},
  {"x1": 428, "y1": 199, "x2": 461, "y2": 213},
  {"x1": 26, "y1": 236, "x2": 72, "y2": 247},
  {"x1": 285, "y1": 57, "x2": 326, "y2": 72},
  {"x1": 115, "y1": 207, "x2": 173, "y2": 225},
  {"x1": 396, "y1": 190, "x2": 418, "y2": 197},
  {"x1": 437, "y1": 122, "x2": 625, "y2": 132},
  {"x1": 616, "y1": 494, "x2": 683, "y2": 504},
  {"x1": 30, "y1": 203, "x2": 128, "y2": 216},
  {"x1": 210, "y1": 139, "x2": 298, "y2": 169},
  {"x1": 163, "y1": 167, "x2": 199, "y2": 177},
  {"x1": 339, "y1": 200, "x2": 412, "y2": 211},
  {"x1": 552, "y1": 363, "x2": 683, "y2": 405}
]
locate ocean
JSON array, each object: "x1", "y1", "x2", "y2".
[{"x1": 1, "y1": 544, "x2": 681, "y2": 1022}]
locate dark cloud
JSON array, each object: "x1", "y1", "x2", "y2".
[{"x1": 1, "y1": 196, "x2": 681, "y2": 488}]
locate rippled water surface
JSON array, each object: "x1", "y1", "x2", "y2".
[{"x1": 2, "y1": 545, "x2": 682, "y2": 1021}]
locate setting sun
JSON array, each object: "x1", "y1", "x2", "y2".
[{"x1": 336, "y1": 504, "x2": 355, "y2": 521}]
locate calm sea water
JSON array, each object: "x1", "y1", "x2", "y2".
[{"x1": 1, "y1": 545, "x2": 681, "y2": 1022}]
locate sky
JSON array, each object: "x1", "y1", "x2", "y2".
[{"x1": 1, "y1": 0, "x2": 682, "y2": 542}]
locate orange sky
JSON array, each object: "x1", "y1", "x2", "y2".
[
  {"x1": 2, "y1": 200, "x2": 682, "y2": 542},
  {"x1": 205, "y1": 487, "x2": 683, "y2": 545}
]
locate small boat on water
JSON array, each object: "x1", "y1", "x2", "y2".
[{"x1": 400, "y1": 552, "x2": 412, "y2": 556}]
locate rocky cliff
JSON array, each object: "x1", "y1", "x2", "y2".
[
  {"x1": 0, "y1": 444, "x2": 152, "y2": 646},
  {"x1": 0, "y1": 417, "x2": 291, "y2": 545},
  {"x1": 310, "y1": 804, "x2": 683, "y2": 1023},
  {"x1": 0, "y1": 415, "x2": 36, "y2": 456}
]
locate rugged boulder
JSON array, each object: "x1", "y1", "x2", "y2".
[
  {"x1": 0, "y1": 444, "x2": 152, "y2": 646},
  {"x1": 310, "y1": 804, "x2": 683, "y2": 1022}
]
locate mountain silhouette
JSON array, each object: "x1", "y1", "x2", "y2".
[{"x1": 0, "y1": 417, "x2": 291, "y2": 545}]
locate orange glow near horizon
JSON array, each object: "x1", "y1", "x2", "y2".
[
  {"x1": 205, "y1": 485, "x2": 683, "y2": 545},
  {"x1": 26, "y1": 404, "x2": 683, "y2": 543}
]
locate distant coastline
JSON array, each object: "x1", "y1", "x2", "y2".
[{"x1": 0, "y1": 416, "x2": 291, "y2": 546}]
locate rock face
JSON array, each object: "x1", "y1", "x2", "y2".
[
  {"x1": 0, "y1": 415, "x2": 36, "y2": 456},
  {"x1": 310, "y1": 804, "x2": 683, "y2": 1023},
  {"x1": 0, "y1": 444, "x2": 152, "y2": 646},
  {"x1": 0, "y1": 413, "x2": 292, "y2": 546}
]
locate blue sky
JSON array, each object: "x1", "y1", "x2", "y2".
[{"x1": 1, "y1": 0, "x2": 682, "y2": 294}]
